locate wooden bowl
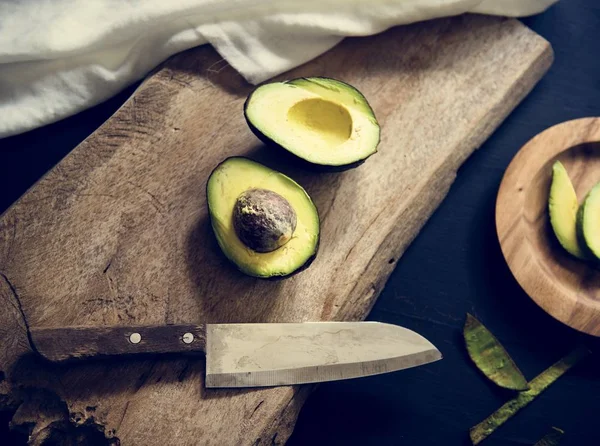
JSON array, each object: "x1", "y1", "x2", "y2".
[{"x1": 496, "y1": 117, "x2": 600, "y2": 336}]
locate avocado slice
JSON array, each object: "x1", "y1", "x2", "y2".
[
  {"x1": 548, "y1": 161, "x2": 586, "y2": 259},
  {"x1": 207, "y1": 157, "x2": 320, "y2": 278},
  {"x1": 244, "y1": 77, "x2": 380, "y2": 168},
  {"x1": 577, "y1": 181, "x2": 600, "y2": 261}
]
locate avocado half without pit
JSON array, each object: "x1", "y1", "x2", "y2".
[
  {"x1": 244, "y1": 77, "x2": 380, "y2": 168},
  {"x1": 207, "y1": 157, "x2": 320, "y2": 278}
]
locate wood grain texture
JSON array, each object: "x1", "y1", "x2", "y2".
[
  {"x1": 0, "y1": 273, "x2": 31, "y2": 411},
  {"x1": 30, "y1": 325, "x2": 206, "y2": 362},
  {"x1": 497, "y1": 117, "x2": 600, "y2": 336},
  {"x1": 0, "y1": 15, "x2": 551, "y2": 445}
]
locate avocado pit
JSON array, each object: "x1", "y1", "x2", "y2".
[{"x1": 233, "y1": 188, "x2": 297, "y2": 253}]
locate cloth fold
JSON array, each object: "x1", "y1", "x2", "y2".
[{"x1": 0, "y1": 0, "x2": 557, "y2": 139}]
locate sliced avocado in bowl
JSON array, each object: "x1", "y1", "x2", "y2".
[
  {"x1": 244, "y1": 77, "x2": 380, "y2": 168},
  {"x1": 207, "y1": 157, "x2": 320, "y2": 278},
  {"x1": 548, "y1": 161, "x2": 586, "y2": 259},
  {"x1": 577, "y1": 181, "x2": 600, "y2": 261}
]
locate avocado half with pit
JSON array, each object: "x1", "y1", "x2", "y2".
[
  {"x1": 548, "y1": 161, "x2": 586, "y2": 259},
  {"x1": 244, "y1": 77, "x2": 380, "y2": 168},
  {"x1": 207, "y1": 157, "x2": 320, "y2": 278}
]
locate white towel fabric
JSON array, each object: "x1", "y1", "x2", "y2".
[{"x1": 0, "y1": 0, "x2": 556, "y2": 139}]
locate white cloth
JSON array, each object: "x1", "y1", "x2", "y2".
[{"x1": 0, "y1": 0, "x2": 556, "y2": 139}]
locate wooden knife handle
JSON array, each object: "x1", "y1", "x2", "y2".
[{"x1": 30, "y1": 324, "x2": 206, "y2": 362}]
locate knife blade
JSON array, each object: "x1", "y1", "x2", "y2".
[{"x1": 29, "y1": 322, "x2": 441, "y2": 388}]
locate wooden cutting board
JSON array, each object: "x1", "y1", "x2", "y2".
[{"x1": 0, "y1": 15, "x2": 551, "y2": 446}]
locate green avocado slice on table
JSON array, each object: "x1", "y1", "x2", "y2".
[
  {"x1": 548, "y1": 161, "x2": 586, "y2": 259},
  {"x1": 207, "y1": 157, "x2": 320, "y2": 278},
  {"x1": 244, "y1": 77, "x2": 380, "y2": 168}
]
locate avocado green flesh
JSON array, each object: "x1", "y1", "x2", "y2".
[
  {"x1": 245, "y1": 77, "x2": 380, "y2": 166},
  {"x1": 579, "y1": 182, "x2": 600, "y2": 260},
  {"x1": 548, "y1": 161, "x2": 586, "y2": 259},
  {"x1": 207, "y1": 157, "x2": 319, "y2": 278}
]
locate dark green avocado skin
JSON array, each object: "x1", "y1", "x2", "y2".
[
  {"x1": 206, "y1": 156, "x2": 320, "y2": 280},
  {"x1": 575, "y1": 199, "x2": 600, "y2": 265},
  {"x1": 243, "y1": 77, "x2": 379, "y2": 172}
]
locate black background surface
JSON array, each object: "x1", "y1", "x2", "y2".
[{"x1": 1, "y1": 1, "x2": 599, "y2": 445}]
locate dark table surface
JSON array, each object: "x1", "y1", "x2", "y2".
[{"x1": 1, "y1": 1, "x2": 600, "y2": 445}]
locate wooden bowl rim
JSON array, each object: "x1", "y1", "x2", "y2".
[{"x1": 496, "y1": 117, "x2": 600, "y2": 336}]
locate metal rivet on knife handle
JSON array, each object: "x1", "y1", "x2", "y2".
[
  {"x1": 182, "y1": 332, "x2": 194, "y2": 344},
  {"x1": 129, "y1": 333, "x2": 142, "y2": 344}
]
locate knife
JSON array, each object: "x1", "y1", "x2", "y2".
[{"x1": 29, "y1": 322, "x2": 442, "y2": 388}]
